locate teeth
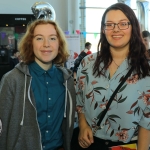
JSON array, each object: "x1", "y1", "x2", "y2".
[{"x1": 112, "y1": 36, "x2": 122, "y2": 38}]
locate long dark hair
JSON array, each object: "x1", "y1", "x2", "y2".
[{"x1": 93, "y1": 3, "x2": 150, "y2": 78}]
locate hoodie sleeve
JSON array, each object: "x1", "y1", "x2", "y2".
[{"x1": 0, "y1": 74, "x2": 13, "y2": 150}]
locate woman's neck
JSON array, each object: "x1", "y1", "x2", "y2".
[
  {"x1": 35, "y1": 58, "x2": 52, "y2": 71},
  {"x1": 108, "y1": 47, "x2": 129, "y2": 78},
  {"x1": 110, "y1": 47, "x2": 129, "y2": 60}
]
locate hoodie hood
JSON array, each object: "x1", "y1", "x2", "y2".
[
  {"x1": 15, "y1": 62, "x2": 31, "y2": 76},
  {"x1": 15, "y1": 62, "x2": 73, "y2": 80}
]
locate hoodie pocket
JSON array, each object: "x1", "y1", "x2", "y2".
[{"x1": 13, "y1": 126, "x2": 41, "y2": 150}]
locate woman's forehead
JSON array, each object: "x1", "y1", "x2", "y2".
[
  {"x1": 105, "y1": 10, "x2": 129, "y2": 22},
  {"x1": 34, "y1": 24, "x2": 57, "y2": 35}
]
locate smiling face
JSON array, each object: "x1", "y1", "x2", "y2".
[
  {"x1": 33, "y1": 24, "x2": 59, "y2": 69},
  {"x1": 103, "y1": 10, "x2": 132, "y2": 51}
]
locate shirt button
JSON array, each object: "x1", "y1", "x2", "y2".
[
  {"x1": 43, "y1": 146, "x2": 45, "y2": 149},
  {"x1": 49, "y1": 98, "x2": 51, "y2": 100},
  {"x1": 48, "y1": 115, "x2": 50, "y2": 118},
  {"x1": 106, "y1": 84, "x2": 109, "y2": 89},
  {"x1": 46, "y1": 82, "x2": 48, "y2": 84},
  {"x1": 46, "y1": 130, "x2": 48, "y2": 133},
  {"x1": 45, "y1": 72, "x2": 46, "y2": 73}
]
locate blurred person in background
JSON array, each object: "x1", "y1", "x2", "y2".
[
  {"x1": 82, "y1": 42, "x2": 92, "y2": 55},
  {"x1": 73, "y1": 42, "x2": 92, "y2": 85},
  {"x1": 9, "y1": 49, "x2": 20, "y2": 70},
  {"x1": 142, "y1": 30, "x2": 150, "y2": 59}
]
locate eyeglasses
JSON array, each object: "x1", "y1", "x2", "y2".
[{"x1": 104, "y1": 22, "x2": 131, "y2": 30}]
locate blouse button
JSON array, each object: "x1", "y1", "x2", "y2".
[
  {"x1": 132, "y1": 126, "x2": 136, "y2": 130},
  {"x1": 100, "y1": 124, "x2": 104, "y2": 129},
  {"x1": 138, "y1": 90, "x2": 141, "y2": 94},
  {"x1": 106, "y1": 84, "x2": 109, "y2": 89}
]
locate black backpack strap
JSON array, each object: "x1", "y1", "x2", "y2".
[
  {"x1": 74, "y1": 51, "x2": 87, "y2": 68},
  {"x1": 96, "y1": 66, "x2": 134, "y2": 127},
  {"x1": 79, "y1": 51, "x2": 87, "y2": 58}
]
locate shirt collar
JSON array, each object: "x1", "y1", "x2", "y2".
[
  {"x1": 106, "y1": 58, "x2": 129, "y2": 80},
  {"x1": 29, "y1": 62, "x2": 55, "y2": 78}
]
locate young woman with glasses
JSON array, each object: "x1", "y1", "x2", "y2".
[{"x1": 71, "y1": 3, "x2": 150, "y2": 150}]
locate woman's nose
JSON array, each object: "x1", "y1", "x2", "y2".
[
  {"x1": 43, "y1": 39, "x2": 50, "y2": 47},
  {"x1": 113, "y1": 24, "x2": 120, "y2": 31}
]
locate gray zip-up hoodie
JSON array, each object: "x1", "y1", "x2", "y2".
[{"x1": 0, "y1": 62, "x2": 76, "y2": 150}]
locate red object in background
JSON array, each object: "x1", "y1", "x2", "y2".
[
  {"x1": 86, "y1": 50, "x2": 92, "y2": 55},
  {"x1": 74, "y1": 52, "x2": 78, "y2": 59},
  {"x1": 76, "y1": 30, "x2": 80, "y2": 34}
]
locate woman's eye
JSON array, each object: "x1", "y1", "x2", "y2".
[
  {"x1": 106, "y1": 24, "x2": 113, "y2": 27},
  {"x1": 36, "y1": 37, "x2": 43, "y2": 40},
  {"x1": 120, "y1": 22, "x2": 127, "y2": 26},
  {"x1": 49, "y1": 36, "x2": 58, "y2": 41},
  {"x1": 51, "y1": 37, "x2": 56, "y2": 40}
]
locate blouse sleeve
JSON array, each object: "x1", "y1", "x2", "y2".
[
  {"x1": 138, "y1": 77, "x2": 150, "y2": 130},
  {"x1": 76, "y1": 53, "x2": 94, "y2": 114}
]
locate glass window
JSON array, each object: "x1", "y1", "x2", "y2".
[
  {"x1": 86, "y1": 0, "x2": 118, "y2": 7},
  {"x1": 85, "y1": 0, "x2": 117, "y2": 52},
  {"x1": 149, "y1": 11, "x2": 150, "y2": 31},
  {"x1": 131, "y1": 0, "x2": 136, "y2": 9},
  {"x1": 0, "y1": 27, "x2": 15, "y2": 50},
  {"x1": 86, "y1": 9, "x2": 105, "y2": 33},
  {"x1": 15, "y1": 26, "x2": 26, "y2": 49}
]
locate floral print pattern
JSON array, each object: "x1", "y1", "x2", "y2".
[
  {"x1": 115, "y1": 130, "x2": 129, "y2": 142},
  {"x1": 76, "y1": 53, "x2": 150, "y2": 143}
]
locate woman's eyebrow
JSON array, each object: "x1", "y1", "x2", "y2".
[
  {"x1": 34, "y1": 34, "x2": 57, "y2": 37},
  {"x1": 105, "y1": 19, "x2": 129, "y2": 23}
]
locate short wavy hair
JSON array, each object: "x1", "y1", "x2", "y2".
[{"x1": 18, "y1": 19, "x2": 69, "y2": 65}]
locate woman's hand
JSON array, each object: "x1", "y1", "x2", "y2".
[
  {"x1": 77, "y1": 113, "x2": 94, "y2": 148},
  {"x1": 78, "y1": 123, "x2": 94, "y2": 148}
]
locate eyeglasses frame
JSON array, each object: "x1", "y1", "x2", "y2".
[{"x1": 104, "y1": 22, "x2": 131, "y2": 30}]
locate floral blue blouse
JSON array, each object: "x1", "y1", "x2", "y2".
[{"x1": 76, "y1": 52, "x2": 150, "y2": 143}]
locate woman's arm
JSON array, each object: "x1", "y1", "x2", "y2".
[
  {"x1": 0, "y1": 75, "x2": 13, "y2": 149},
  {"x1": 137, "y1": 126, "x2": 150, "y2": 150},
  {"x1": 76, "y1": 55, "x2": 95, "y2": 148}
]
